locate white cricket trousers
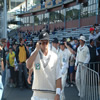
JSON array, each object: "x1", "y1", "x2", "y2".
[
  {"x1": 75, "y1": 64, "x2": 87, "y2": 97},
  {"x1": 31, "y1": 96, "x2": 54, "y2": 100},
  {"x1": 31, "y1": 91, "x2": 56, "y2": 100},
  {"x1": 60, "y1": 69, "x2": 68, "y2": 100}
]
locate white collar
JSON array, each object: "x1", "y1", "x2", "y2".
[
  {"x1": 40, "y1": 48, "x2": 51, "y2": 58},
  {"x1": 52, "y1": 46, "x2": 58, "y2": 51},
  {"x1": 52, "y1": 46, "x2": 56, "y2": 50},
  {"x1": 60, "y1": 48, "x2": 67, "y2": 52},
  {"x1": 79, "y1": 44, "x2": 85, "y2": 50}
]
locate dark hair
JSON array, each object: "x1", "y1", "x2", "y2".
[
  {"x1": 62, "y1": 37, "x2": 66, "y2": 42},
  {"x1": 19, "y1": 38, "x2": 23, "y2": 43},
  {"x1": 1, "y1": 38, "x2": 6, "y2": 43},
  {"x1": 90, "y1": 39, "x2": 94, "y2": 43},
  {"x1": 80, "y1": 34, "x2": 83, "y2": 36},
  {"x1": 70, "y1": 37, "x2": 73, "y2": 41},
  {"x1": 93, "y1": 24, "x2": 99, "y2": 28}
]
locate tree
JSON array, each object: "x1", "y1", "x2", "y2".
[
  {"x1": 66, "y1": 9, "x2": 79, "y2": 21},
  {"x1": 34, "y1": 16, "x2": 39, "y2": 25}
]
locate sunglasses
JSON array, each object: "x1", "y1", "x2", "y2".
[{"x1": 40, "y1": 41, "x2": 49, "y2": 45}]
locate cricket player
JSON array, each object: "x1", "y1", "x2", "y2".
[
  {"x1": 75, "y1": 36, "x2": 90, "y2": 97},
  {"x1": 58, "y1": 40, "x2": 75, "y2": 100},
  {"x1": 26, "y1": 31, "x2": 62, "y2": 100}
]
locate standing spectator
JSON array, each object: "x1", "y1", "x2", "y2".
[
  {"x1": 26, "y1": 31, "x2": 62, "y2": 100},
  {"x1": 88, "y1": 39, "x2": 99, "y2": 70},
  {"x1": 89, "y1": 27, "x2": 100, "y2": 46},
  {"x1": 1, "y1": 38, "x2": 7, "y2": 100},
  {"x1": 95, "y1": 27, "x2": 100, "y2": 50},
  {"x1": 89, "y1": 27, "x2": 95, "y2": 41},
  {"x1": 95, "y1": 27, "x2": 100, "y2": 63},
  {"x1": 88, "y1": 39, "x2": 98, "y2": 62},
  {"x1": 69, "y1": 54, "x2": 75, "y2": 87},
  {"x1": 16, "y1": 38, "x2": 29, "y2": 89},
  {"x1": 75, "y1": 36, "x2": 90, "y2": 97},
  {"x1": 13, "y1": 43, "x2": 19, "y2": 87},
  {"x1": 1, "y1": 39, "x2": 7, "y2": 86},
  {"x1": 12, "y1": 42, "x2": 19, "y2": 87},
  {"x1": 6, "y1": 46, "x2": 15, "y2": 87}
]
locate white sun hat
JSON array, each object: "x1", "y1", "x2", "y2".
[{"x1": 79, "y1": 36, "x2": 86, "y2": 42}]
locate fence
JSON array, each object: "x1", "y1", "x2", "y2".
[
  {"x1": 77, "y1": 62, "x2": 100, "y2": 100},
  {"x1": 88, "y1": 62, "x2": 100, "y2": 75}
]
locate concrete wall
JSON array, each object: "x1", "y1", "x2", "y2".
[
  {"x1": 20, "y1": 26, "x2": 33, "y2": 31},
  {"x1": 49, "y1": 22, "x2": 64, "y2": 30},
  {"x1": 19, "y1": 15, "x2": 100, "y2": 32},
  {"x1": 98, "y1": 15, "x2": 100, "y2": 24},
  {"x1": 66, "y1": 19, "x2": 79, "y2": 29},
  {"x1": 80, "y1": 16, "x2": 97, "y2": 27}
]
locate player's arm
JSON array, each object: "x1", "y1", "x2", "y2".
[
  {"x1": 27, "y1": 68, "x2": 33, "y2": 84},
  {"x1": 1, "y1": 60, "x2": 4, "y2": 71},
  {"x1": 64, "y1": 42, "x2": 76, "y2": 54},
  {"x1": 55, "y1": 78, "x2": 62, "y2": 100},
  {"x1": 26, "y1": 41, "x2": 40, "y2": 69}
]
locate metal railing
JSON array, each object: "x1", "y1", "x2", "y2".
[
  {"x1": 88, "y1": 62, "x2": 100, "y2": 75},
  {"x1": 78, "y1": 62, "x2": 100, "y2": 100}
]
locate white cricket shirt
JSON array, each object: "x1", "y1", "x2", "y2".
[
  {"x1": 32, "y1": 49, "x2": 61, "y2": 93},
  {"x1": 58, "y1": 48, "x2": 72, "y2": 68}
]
